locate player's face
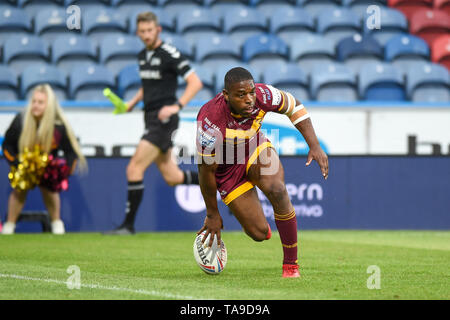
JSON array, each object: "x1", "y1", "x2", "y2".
[
  {"x1": 137, "y1": 21, "x2": 161, "y2": 49},
  {"x1": 31, "y1": 91, "x2": 48, "y2": 120},
  {"x1": 224, "y1": 80, "x2": 256, "y2": 117}
]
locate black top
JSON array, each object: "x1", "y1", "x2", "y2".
[
  {"x1": 2, "y1": 113, "x2": 77, "y2": 168},
  {"x1": 138, "y1": 41, "x2": 193, "y2": 112}
]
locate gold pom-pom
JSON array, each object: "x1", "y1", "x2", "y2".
[{"x1": 8, "y1": 145, "x2": 49, "y2": 191}]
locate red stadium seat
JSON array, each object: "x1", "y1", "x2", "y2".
[
  {"x1": 434, "y1": 0, "x2": 450, "y2": 16},
  {"x1": 431, "y1": 35, "x2": 450, "y2": 71},
  {"x1": 409, "y1": 9, "x2": 450, "y2": 47},
  {"x1": 388, "y1": 0, "x2": 433, "y2": 20}
]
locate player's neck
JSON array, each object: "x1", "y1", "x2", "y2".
[{"x1": 146, "y1": 38, "x2": 162, "y2": 51}]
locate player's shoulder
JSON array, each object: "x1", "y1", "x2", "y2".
[
  {"x1": 159, "y1": 41, "x2": 182, "y2": 60},
  {"x1": 197, "y1": 93, "x2": 227, "y2": 129},
  {"x1": 255, "y1": 83, "x2": 283, "y2": 108}
]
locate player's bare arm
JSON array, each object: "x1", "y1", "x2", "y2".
[
  {"x1": 126, "y1": 87, "x2": 143, "y2": 112},
  {"x1": 158, "y1": 72, "x2": 203, "y2": 121},
  {"x1": 197, "y1": 161, "x2": 223, "y2": 247},
  {"x1": 277, "y1": 91, "x2": 329, "y2": 180}
]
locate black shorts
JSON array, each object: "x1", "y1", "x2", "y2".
[{"x1": 141, "y1": 110, "x2": 179, "y2": 153}]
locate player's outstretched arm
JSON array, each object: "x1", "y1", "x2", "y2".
[
  {"x1": 277, "y1": 91, "x2": 329, "y2": 180},
  {"x1": 197, "y1": 162, "x2": 223, "y2": 247}
]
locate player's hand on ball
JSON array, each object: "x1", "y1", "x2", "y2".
[
  {"x1": 158, "y1": 105, "x2": 179, "y2": 123},
  {"x1": 197, "y1": 214, "x2": 223, "y2": 248},
  {"x1": 306, "y1": 145, "x2": 329, "y2": 180}
]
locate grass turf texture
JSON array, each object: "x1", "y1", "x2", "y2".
[{"x1": 0, "y1": 231, "x2": 448, "y2": 300}]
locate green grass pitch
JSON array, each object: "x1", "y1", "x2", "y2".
[{"x1": 0, "y1": 231, "x2": 448, "y2": 300}]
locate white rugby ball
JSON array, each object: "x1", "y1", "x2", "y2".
[{"x1": 193, "y1": 231, "x2": 227, "y2": 275}]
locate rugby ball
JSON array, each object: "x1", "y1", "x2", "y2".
[{"x1": 193, "y1": 231, "x2": 227, "y2": 275}]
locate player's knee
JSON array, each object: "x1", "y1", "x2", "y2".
[
  {"x1": 126, "y1": 162, "x2": 143, "y2": 180},
  {"x1": 246, "y1": 225, "x2": 269, "y2": 242},
  {"x1": 265, "y1": 181, "x2": 288, "y2": 203}
]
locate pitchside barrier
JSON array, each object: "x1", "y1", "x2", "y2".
[{"x1": 0, "y1": 101, "x2": 449, "y2": 232}]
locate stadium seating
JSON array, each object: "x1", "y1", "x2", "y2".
[
  {"x1": 362, "y1": 6, "x2": 409, "y2": 46},
  {"x1": 343, "y1": 0, "x2": 388, "y2": 19},
  {"x1": 52, "y1": 35, "x2": 98, "y2": 74},
  {"x1": 431, "y1": 35, "x2": 450, "y2": 71},
  {"x1": 359, "y1": 62, "x2": 406, "y2": 100},
  {"x1": 242, "y1": 33, "x2": 289, "y2": 71},
  {"x1": 269, "y1": 7, "x2": 314, "y2": 44},
  {"x1": 252, "y1": 0, "x2": 294, "y2": 19},
  {"x1": 337, "y1": 34, "x2": 384, "y2": 72},
  {"x1": 99, "y1": 35, "x2": 144, "y2": 75},
  {"x1": 388, "y1": 0, "x2": 433, "y2": 20},
  {"x1": 3, "y1": 35, "x2": 49, "y2": 74},
  {"x1": 18, "y1": 0, "x2": 64, "y2": 17},
  {"x1": 177, "y1": 64, "x2": 215, "y2": 101},
  {"x1": 195, "y1": 35, "x2": 241, "y2": 71},
  {"x1": 385, "y1": 35, "x2": 430, "y2": 73},
  {"x1": 117, "y1": 63, "x2": 141, "y2": 101},
  {"x1": 434, "y1": 0, "x2": 450, "y2": 16},
  {"x1": 34, "y1": 8, "x2": 69, "y2": 43},
  {"x1": 222, "y1": 7, "x2": 268, "y2": 48},
  {"x1": 409, "y1": 9, "x2": 450, "y2": 48},
  {"x1": 317, "y1": 8, "x2": 361, "y2": 45},
  {"x1": 290, "y1": 34, "x2": 336, "y2": 75},
  {"x1": 82, "y1": 7, "x2": 128, "y2": 44},
  {"x1": 262, "y1": 62, "x2": 310, "y2": 102},
  {"x1": 21, "y1": 63, "x2": 67, "y2": 100},
  {"x1": 161, "y1": 34, "x2": 194, "y2": 60},
  {"x1": 69, "y1": 63, "x2": 116, "y2": 100},
  {"x1": 176, "y1": 8, "x2": 221, "y2": 45},
  {"x1": 0, "y1": 7, "x2": 32, "y2": 44},
  {"x1": 301, "y1": 0, "x2": 340, "y2": 18},
  {"x1": 0, "y1": 65, "x2": 19, "y2": 101},
  {"x1": 406, "y1": 62, "x2": 449, "y2": 102},
  {"x1": 310, "y1": 63, "x2": 358, "y2": 101}
]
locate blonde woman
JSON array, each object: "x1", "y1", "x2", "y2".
[{"x1": 2, "y1": 84, "x2": 86, "y2": 235}]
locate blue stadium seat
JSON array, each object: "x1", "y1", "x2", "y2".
[
  {"x1": 34, "y1": 8, "x2": 69, "y2": 43},
  {"x1": 242, "y1": 33, "x2": 289, "y2": 71},
  {"x1": 252, "y1": 1, "x2": 295, "y2": 19},
  {"x1": 262, "y1": 62, "x2": 310, "y2": 102},
  {"x1": 195, "y1": 35, "x2": 241, "y2": 70},
  {"x1": 161, "y1": 0, "x2": 203, "y2": 17},
  {"x1": 176, "y1": 8, "x2": 221, "y2": 45},
  {"x1": 0, "y1": 7, "x2": 32, "y2": 44},
  {"x1": 359, "y1": 62, "x2": 405, "y2": 101},
  {"x1": 300, "y1": 0, "x2": 341, "y2": 19},
  {"x1": 0, "y1": 65, "x2": 19, "y2": 101},
  {"x1": 343, "y1": 0, "x2": 388, "y2": 19},
  {"x1": 385, "y1": 35, "x2": 430, "y2": 74},
  {"x1": 317, "y1": 8, "x2": 361, "y2": 44},
  {"x1": 406, "y1": 62, "x2": 449, "y2": 102},
  {"x1": 290, "y1": 34, "x2": 336, "y2": 75},
  {"x1": 362, "y1": 7, "x2": 408, "y2": 46},
  {"x1": 18, "y1": 0, "x2": 63, "y2": 18},
  {"x1": 177, "y1": 64, "x2": 215, "y2": 101},
  {"x1": 112, "y1": 0, "x2": 157, "y2": 14},
  {"x1": 129, "y1": 8, "x2": 174, "y2": 34},
  {"x1": 161, "y1": 34, "x2": 194, "y2": 60},
  {"x1": 52, "y1": 35, "x2": 97, "y2": 74},
  {"x1": 69, "y1": 63, "x2": 116, "y2": 100},
  {"x1": 214, "y1": 63, "x2": 259, "y2": 93},
  {"x1": 117, "y1": 63, "x2": 141, "y2": 101},
  {"x1": 223, "y1": 7, "x2": 268, "y2": 48},
  {"x1": 100, "y1": 35, "x2": 143, "y2": 75},
  {"x1": 65, "y1": 0, "x2": 111, "y2": 8},
  {"x1": 270, "y1": 7, "x2": 315, "y2": 44},
  {"x1": 206, "y1": 0, "x2": 250, "y2": 6},
  {"x1": 21, "y1": 64, "x2": 67, "y2": 100},
  {"x1": 337, "y1": 34, "x2": 383, "y2": 73},
  {"x1": 82, "y1": 7, "x2": 128, "y2": 44},
  {"x1": 4, "y1": 35, "x2": 49, "y2": 74},
  {"x1": 310, "y1": 63, "x2": 358, "y2": 101}
]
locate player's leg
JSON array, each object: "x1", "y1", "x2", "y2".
[
  {"x1": 2, "y1": 189, "x2": 27, "y2": 234},
  {"x1": 227, "y1": 187, "x2": 271, "y2": 242},
  {"x1": 247, "y1": 147, "x2": 300, "y2": 277},
  {"x1": 104, "y1": 139, "x2": 160, "y2": 234},
  {"x1": 39, "y1": 187, "x2": 64, "y2": 234},
  {"x1": 155, "y1": 148, "x2": 199, "y2": 186}
]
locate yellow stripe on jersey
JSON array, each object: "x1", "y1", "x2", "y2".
[{"x1": 225, "y1": 110, "x2": 266, "y2": 141}]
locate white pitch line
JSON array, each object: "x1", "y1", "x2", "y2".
[{"x1": 0, "y1": 273, "x2": 208, "y2": 300}]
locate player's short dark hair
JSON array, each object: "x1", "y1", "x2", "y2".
[
  {"x1": 224, "y1": 67, "x2": 254, "y2": 90},
  {"x1": 137, "y1": 11, "x2": 159, "y2": 26}
]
